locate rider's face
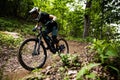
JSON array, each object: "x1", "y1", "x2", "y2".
[{"x1": 31, "y1": 13, "x2": 38, "y2": 19}]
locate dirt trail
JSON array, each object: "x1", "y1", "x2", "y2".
[{"x1": 1, "y1": 41, "x2": 88, "y2": 80}]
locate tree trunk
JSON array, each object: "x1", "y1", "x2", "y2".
[{"x1": 83, "y1": 0, "x2": 92, "y2": 38}]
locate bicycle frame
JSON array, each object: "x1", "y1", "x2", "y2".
[
  {"x1": 32, "y1": 27, "x2": 43, "y2": 55},
  {"x1": 33, "y1": 26, "x2": 54, "y2": 54},
  {"x1": 18, "y1": 25, "x2": 69, "y2": 71}
]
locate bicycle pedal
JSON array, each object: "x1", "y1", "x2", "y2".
[{"x1": 59, "y1": 45, "x2": 65, "y2": 51}]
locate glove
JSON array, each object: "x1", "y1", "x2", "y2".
[{"x1": 32, "y1": 28, "x2": 36, "y2": 32}]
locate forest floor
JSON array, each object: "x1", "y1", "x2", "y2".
[
  {"x1": 0, "y1": 33, "x2": 118, "y2": 80},
  {"x1": 0, "y1": 38, "x2": 88, "y2": 80}
]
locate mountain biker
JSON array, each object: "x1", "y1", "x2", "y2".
[{"x1": 29, "y1": 7, "x2": 58, "y2": 53}]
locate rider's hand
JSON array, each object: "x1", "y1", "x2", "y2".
[
  {"x1": 38, "y1": 25, "x2": 42, "y2": 30},
  {"x1": 32, "y1": 28, "x2": 36, "y2": 32}
]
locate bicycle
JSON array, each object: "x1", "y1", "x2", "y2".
[{"x1": 18, "y1": 26, "x2": 69, "y2": 71}]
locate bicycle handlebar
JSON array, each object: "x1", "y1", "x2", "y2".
[{"x1": 32, "y1": 25, "x2": 42, "y2": 32}]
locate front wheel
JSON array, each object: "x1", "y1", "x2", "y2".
[
  {"x1": 57, "y1": 38, "x2": 69, "y2": 54},
  {"x1": 18, "y1": 38, "x2": 47, "y2": 71}
]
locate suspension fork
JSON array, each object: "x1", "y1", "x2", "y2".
[
  {"x1": 32, "y1": 33, "x2": 42, "y2": 55},
  {"x1": 37, "y1": 33, "x2": 43, "y2": 54},
  {"x1": 37, "y1": 39, "x2": 42, "y2": 54},
  {"x1": 32, "y1": 39, "x2": 38, "y2": 55}
]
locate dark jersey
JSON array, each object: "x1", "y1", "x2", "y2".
[
  {"x1": 38, "y1": 12, "x2": 57, "y2": 27},
  {"x1": 38, "y1": 12, "x2": 51, "y2": 24}
]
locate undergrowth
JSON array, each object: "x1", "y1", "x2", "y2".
[
  {"x1": 0, "y1": 17, "x2": 34, "y2": 35},
  {"x1": 0, "y1": 31, "x2": 23, "y2": 48},
  {"x1": 87, "y1": 39, "x2": 120, "y2": 79}
]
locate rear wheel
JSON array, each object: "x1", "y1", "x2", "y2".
[
  {"x1": 57, "y1": 38, "x2": 69, "y2": 54},
  {"x1": 18, "y1": 38, "x2": 47, "y2": 71}
]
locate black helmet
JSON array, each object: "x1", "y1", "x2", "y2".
[{"x1": 29, "y1": 7, "x2": 39, "y2": 14}]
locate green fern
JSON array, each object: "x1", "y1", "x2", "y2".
[{"x1": 76, "y1": 63, "x2": 100, "y2": 80}]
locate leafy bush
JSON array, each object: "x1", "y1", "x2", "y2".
[
  {"x1": 76, "y1": 63, "x2": 100, "y2": 80},
  {"x1": 60, "y1": 54, "x2": 80, "y2": 67},
  {"x1": 0, "y1": 31, "x2": 23, "y2": 47},
  {"x1": 0, "y1": 17, "x2": 34, "y2": 35},
  {"x1": 91, "y1": 39, "x2": 120, "y2": 64},
  {"x1": 89, "y1": 39, "x2": 120, "y2": 79}
]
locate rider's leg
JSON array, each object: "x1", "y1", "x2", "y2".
[
  {"x1": 52, "y1": 26, "x2": 59, "y2": 45},
  {"x1": 43, "y1": 28, "x2": 56, "y2": 53},
  {"x1": 42, "y1": 28, "x2": 51, "y2": 46},
  {"x1": 52, "y1": 26, "x2": 65, "y2": 52}
]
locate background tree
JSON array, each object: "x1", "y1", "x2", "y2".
[
  {"x1": 83, "y1": 0, "x2": 92, "y2": 38},
  {"x1": 66, "y1": 1, "x2": 84, "y2": 37},
  {"x1": 83, "y1": 0, "x2": 120, "y2": 40}
]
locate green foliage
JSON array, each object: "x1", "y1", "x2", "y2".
[
  {"x1": 58, "y1": 66, "x2": 70, "y2": 80},
  {"x1": 85, "y1": 72, "x2": 97, "y2": 79},
  {"x1": 76, "y1": 63, "x2": 100, "y2": 80},
  {"x1": 91, "y1": 39, "x2": 119, "y2": 64},
  {"x1": 64, "y1": 75, "x2": 69, "y2": 80},
  {"x1": 18, "y1": 0, "x2": 33, "y2": 18},
  {"x1": 33, "y1": 0, "x2": 84, "y2": 38},
  {"x1": 0, "y1": 31, "x2": 23, "y2": 47},
  {"x1": 0, "y1": 0, "x2": 84, "y2": 38},
  {"x1": 88, "y1": 0, "x2": 120, "y2": 39},
  {"x1": 60, "y1": 54, "x2": 80, "y2": 67},
  {"x1": 89, "y1": 39, "x2": 120, "y2": 79},
  {"x1": 60, "y1": 54, "x2": 70, "y2": 66},
  {"x1": 0, "y1": 17, "x2": 34, "y2": 35},
  {"x1": 66, "y1": 36, "x2": 84, "y2": 42},
  {"x1": 103, "y1": 0, "x2": 120, "y2": 24},
  {"x1": 66, "y1": 8, "x2": 84, "y2": 37},
  {"x1": 0, "y1": 0, "x2": 119, "y2": 40}
]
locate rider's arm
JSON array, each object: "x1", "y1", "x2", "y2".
[
  {"x1": 33, "y1": 22, "x2": 42, "y2": 31},
  {"x1": 35, "y1": 22, "x2": 42, "y2": 28},
  {"x1": 49, "y1": 14, "x2": 57, "y2": 21}
]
